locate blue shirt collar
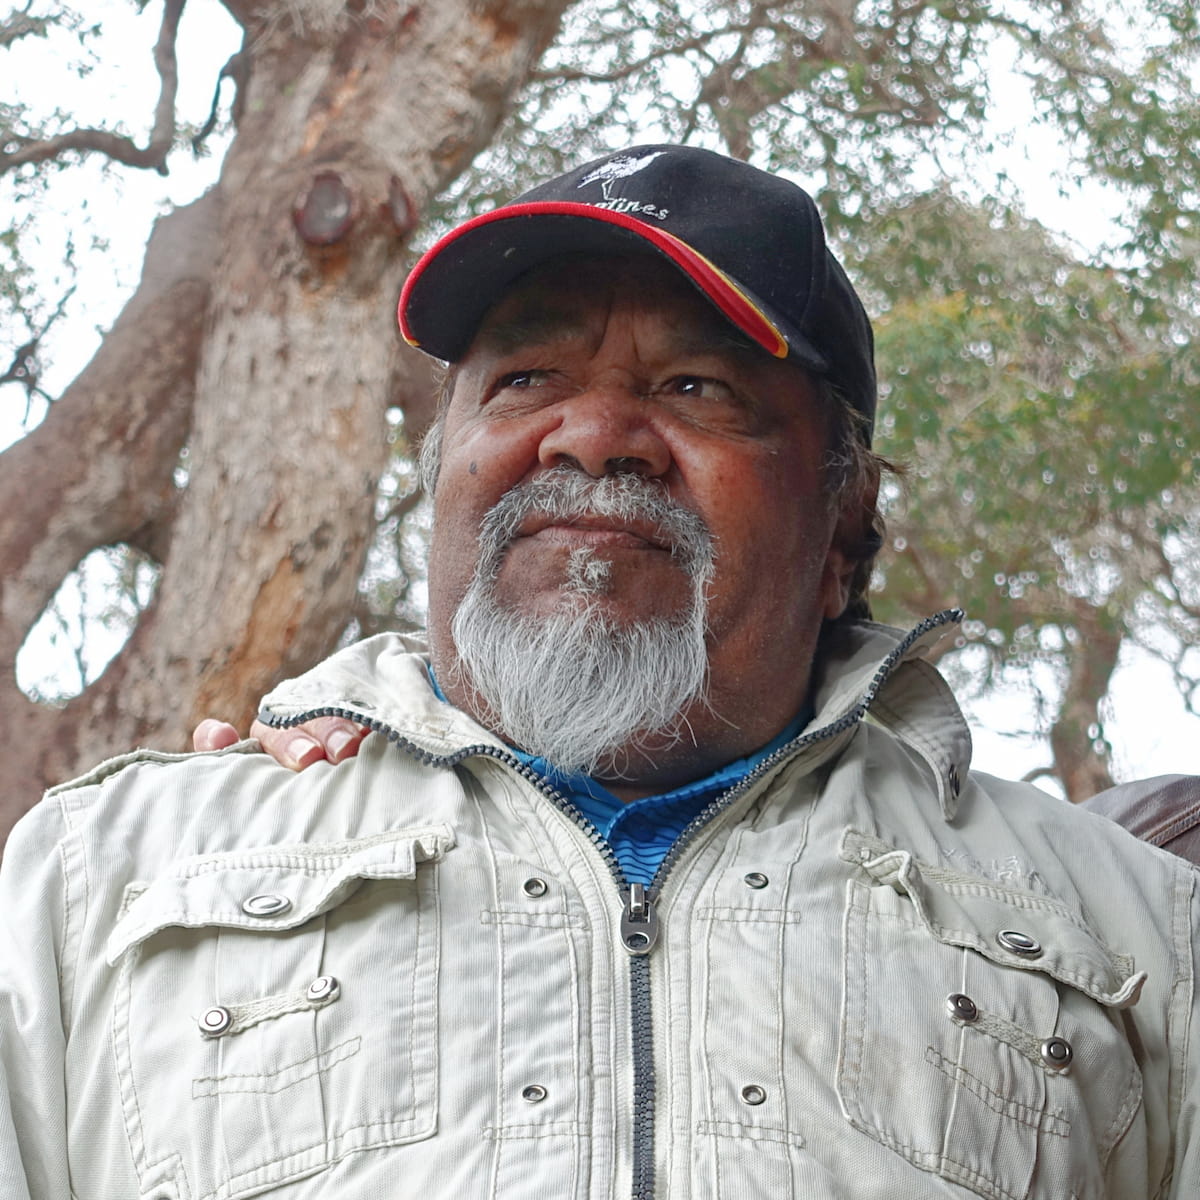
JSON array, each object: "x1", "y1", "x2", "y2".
[{"x1": 426, "y1": 664, "x2": 811, "y2": 808}]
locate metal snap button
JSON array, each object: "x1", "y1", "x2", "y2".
[
  {"x1": 521, "y1": 1084, "x2": 548, "y2": 1103},
  {"x1": 242, "y1": 893, "x2": 291, "y2": 917},
  {"x1": 742, "y1": 872, "x2": 769, "y2": 889},
  {"x1": 740, "y1": 1084, "x2": 767, "y2": 1106},
  {"x1": 522, "y1": 877, "x2": 549, "y2": 898},
  {"x1": 1041, "y1": 1037, "x2": 1073, "y2": 1069},
  {"x1": 946, "y1": 993, "x2": 979, "y2": 1023},
  {"x1": 199, "y1": 1005, "x2": 233, "y2": 1037},
  {"x1": 306, "y1": 975, "x2": 340, "y2": 1003},
  {"x1": 997, "y1": 929, "x2": 1042, "y2": 957}
]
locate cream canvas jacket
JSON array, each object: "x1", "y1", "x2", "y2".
[{"x1": 1, "y1": 613, "x2": 1197, "y2": 1200}]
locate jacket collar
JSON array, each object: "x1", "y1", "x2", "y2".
[
  {"x1": 807, "y1": 611, "x2": 972, "y2": 819},
  {"x1": 259, "y1": 611, "x2": 973, "y2": 821}
]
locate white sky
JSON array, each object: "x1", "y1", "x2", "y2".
[{"x1": 3, "y1": 0, "x2": 1198, "y2": 791}]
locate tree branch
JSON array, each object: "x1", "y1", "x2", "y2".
[
  {"x1": 0, "y1": 284, "x2": 75, "y2": 401},
  {"x1": 377, "y1": 482, "x2": 425, "y2": 531},
  {"x1": 1048, "y1": 600, "x2": 1122, "y2": 802},
  {"x1": 0, "y1": 2, "x2": 48, "y2": 49},
  {"x1": 530, "y1": 28, "x2": 747, "y2": 85},
  {"x1": 1020, "y1": 764, "x2": 1056, "y2": 784},
  {"x1": 148, "y1": 0, "x2": 185, "y2": 159},
  {"x1": 892, "y1": 538, "x2": 945, "y2": 616},
  {"x1": 1129, "y1": 519, "x2": 1200, "y2": 624},
  {"x1": 0, "y1": 190, "x2": 219, "y2": 666},
  {"x1": 0, "y1": 0, "x2": 185, "y2": 178},
  {"x1": 0, "y1": 341, "x2": 40, "y2": 391}
]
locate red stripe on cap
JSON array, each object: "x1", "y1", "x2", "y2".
[{"x1": 398, "y1": 201, "x2": 790, "y2": 359}]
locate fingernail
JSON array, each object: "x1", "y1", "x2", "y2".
[
  {"x1": 288, "y1": 735, "x2": 322, "y2": 767},
  {"x1": 327, "y1": 729, "x2": 356, "y2": 761}
]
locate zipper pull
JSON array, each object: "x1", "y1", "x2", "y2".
[{"x1": 621, "y1": 883, "x2": 659, "y2": 955}]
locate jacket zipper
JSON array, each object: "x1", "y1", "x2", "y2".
[
  {"x1": 642, "y1": 607, "x2": 962, "y2": 915},
  {"x1": 257, "y1": 607, "x2": 961, "y2": 1199},
  {"x1": 255, "y1": 706, "x2": 656, "y2": 1189},
  {"x1": 618, "y1": 609, "x2": 960, "y2": 1198}
]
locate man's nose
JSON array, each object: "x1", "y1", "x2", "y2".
[{"x1": 536, "y1": 384, "x2": 671, "y2": 478}]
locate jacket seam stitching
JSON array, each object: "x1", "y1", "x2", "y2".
[{"x1": 922, "y1": 1047, "x2": 1070, "y2": 1134}]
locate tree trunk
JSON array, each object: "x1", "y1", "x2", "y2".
[
  {"x1": 1049, "y1": 604, "x2": 1122, "y2": 804},
  {"x1": 0, "y1": 0, "x2": 575, "y2": 847}
]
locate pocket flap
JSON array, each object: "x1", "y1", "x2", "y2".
[
  {"x1": 840, "y1": 828, "x2": 1144, "y2": 1008},
  {"x1": 106, "y1": 825, "x2": 454, "y2": 965}
]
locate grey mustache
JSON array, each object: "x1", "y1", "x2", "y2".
[{"x1": 479, "y1": 465, "x2": 712, "y2": 569}]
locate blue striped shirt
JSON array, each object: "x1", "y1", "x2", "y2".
[
  {"x1": 429, "y1": 664, "x2": 809, "y2": 886},
  {"x1": 515, "y1": 712, "x2": 809, "y2": 886}
]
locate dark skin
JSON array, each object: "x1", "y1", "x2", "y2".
[{"x1": 197, "y1": 256, "x2": 872, "y2": 789}]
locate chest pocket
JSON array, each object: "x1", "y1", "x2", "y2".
[
  {"x1": 836, "y1": 830, "x2": 1144, "y2": 1200},
  {"x1": 105, "y1": 826, "x2": 453, "y2": 1200}
]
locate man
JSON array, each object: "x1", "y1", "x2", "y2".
[{"x1": 3, "y1": 145, "x2": 1198, "y2": 1199}]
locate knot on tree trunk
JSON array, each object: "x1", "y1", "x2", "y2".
[{"x1": 293, "y1": 171, "x2": 357, "y2": 245}]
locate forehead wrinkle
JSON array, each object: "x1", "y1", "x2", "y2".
[
  {"x1": 474, "y1": 300, "x2": 594, "y2": 358},
  {"x1": 658, "y1": 321, "x2": 760, "y2": 365},
  {"x1": 474, "y1": 261, "x2": 766, "y2": 370}
]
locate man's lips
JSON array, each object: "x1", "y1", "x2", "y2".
[{"x1": 514, "y1": 514, "x2": 673, "y2": 551}]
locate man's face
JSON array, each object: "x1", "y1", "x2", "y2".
[{"x1": 426, "y1": 254, "x2": 856, "y2": 787}]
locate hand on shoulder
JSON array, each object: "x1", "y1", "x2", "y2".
[{"x1": 191, "y1": 716, "x2": 368, "y2": 770}]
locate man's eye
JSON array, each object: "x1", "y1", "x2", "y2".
[
  {"x1": 667, "y1": 375, "x2": 728, "y2": 400},
  {"x1": 495, "y1": 369, "x2": 546, "y2": 390}
]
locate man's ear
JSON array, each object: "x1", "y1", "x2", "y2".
[
  {"x1": 820, "y1": 469, "x2": 881, "y2": 621},
  {"x1": 819, "y1": 540, "x2": 855, "y2": 621}
]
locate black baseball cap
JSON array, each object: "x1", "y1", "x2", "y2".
[{"x1": 398, "y1": 144, "x2": 876, "y2": 439}]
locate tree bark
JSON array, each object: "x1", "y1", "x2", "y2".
[
  {"x1": 1049, "y1": 604, "x2": 1122, "y2": 804},
  {"x1": 0, "y1": 0, "x2": 575, "y2": 847}
]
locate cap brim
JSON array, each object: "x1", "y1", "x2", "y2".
[{"x1": 398, "y1": 202, "x2": 829, "y2": 369}]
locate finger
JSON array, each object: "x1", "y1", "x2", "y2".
[
  {"x1": 314, "y1": 717, "x2": 370, "y2": 763},
  {"x1": 192, "y1": 718, "x2": 241, "y2": 752},
  {"x1": 250, "y1": 718, "x2": 327, "y2": 771},
  {"x1": 271, "y1": 715, "x2": 370, "y2": 764}
]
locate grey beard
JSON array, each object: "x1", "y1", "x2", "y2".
[{"x1": 448, "y1": 467, "x2": 714, "y2": 779}]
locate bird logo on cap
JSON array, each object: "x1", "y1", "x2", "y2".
[{"x1": 578, "y1": 150, "x2": 667, "y2": 200}]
